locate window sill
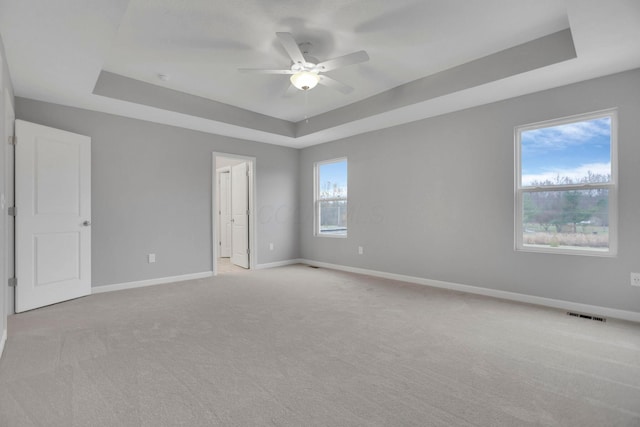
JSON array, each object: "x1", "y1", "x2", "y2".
[
  {"x1": 516, "y1": 244, "x2": 616, "y2": 257},
  {"x1": 315, "y1": 233, "x2": 348, "y2": 239}
]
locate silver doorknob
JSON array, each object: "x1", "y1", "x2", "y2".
[{"x1": 82, "y1": 220, "x2": 91, "y2": 226}]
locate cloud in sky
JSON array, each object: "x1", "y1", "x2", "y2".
[
  {"x1": 522, "y1": 162, "x2": 611, "y2": 186},
  {"x1": 521, "y1": 117, "x2": 611, "y2": 153}
]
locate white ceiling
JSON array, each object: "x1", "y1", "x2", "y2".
[
  {"x1": 1, "y1": 0, "x2": 639, "y2": 148},
  {"x1": 105, "y1": 0, "x2": 568, "y2": 121}
]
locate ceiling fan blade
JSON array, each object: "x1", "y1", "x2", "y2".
[
  {"x1": 318, "y1": 75, "x2": 354, "y2": 94},
  {"x1": 276, "y1": 32, "x2": 306, "y2": 65},
  {"x1": 238, "y1": 69, "x2": 295, "y2": 74},
  {"x1": 316, "y1": 50, "x2": 369, "y2": 72}
]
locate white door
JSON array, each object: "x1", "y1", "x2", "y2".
[
  {"x1": 218, "y1": 170, "x2": 232, "y2": 258},
  {"x1": 15, "y1": 120, "x2": 91, "y2": 312},
  {"x1": 231, "y1": 162, "x2": 249, "y2": 268}
]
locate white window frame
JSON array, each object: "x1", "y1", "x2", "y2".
[
  {"x1": 514, "y1": 109, "x2": 618, "y2": 257},
  {"x1": 314, "y1": 157, "x2": 348, "y2": 238}
]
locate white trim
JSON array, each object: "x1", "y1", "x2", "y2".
[
  {"x1": 92, "y1": 271, "x2": 213, "y2": 294},
  {"x1": 216, "y1": 167, "x2": 232, "y2": 259},
  {"x1": 5, "y1": 89, "x2": 16, "y2": 316},
  {"x1": 299, "y1": 259, "x2": 640, "y2": 323},
  {"x1": 516, "y1": 108, "x2": 620, "y2": 134},
  {"x1": 514, "y1": 108, "x2": 618, "y2": 257},
  {"x1": 255, "y1": 259, "x2": 303, "y2": 270},
  {"x1": 0, "y1": 329, "x2": 6, "y2": 359},
  {"x1": 314, "y1": 157, "x2": 348, "y2": 238}
]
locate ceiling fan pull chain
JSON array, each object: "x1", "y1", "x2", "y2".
[{"x1": 304, "y1": 90, "x2": 310, "y2": 124}]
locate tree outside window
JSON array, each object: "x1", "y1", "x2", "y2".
[
  {"x1": 315, "y1": 159, "x2": 347, "y2": 237},
  {"x1": 515, "y1": 110, "x2": 617, "y2": 255}
]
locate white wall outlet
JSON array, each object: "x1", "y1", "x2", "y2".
[
  {"x1": 148, "y1": 253, "x2": 156, "y2": 263},
  {"x1": 269, "y1": 243, "x2": 274, "y2": 251},
  {"x1": 631, "y1": 272, "x2": 640, "y2": 287},
  {"x1": 358, "y1": 246, "x2": 364, "y2": 255}
]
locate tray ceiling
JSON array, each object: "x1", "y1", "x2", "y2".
[{"x1": 1, "y1": 0, "x2": 639, "y2": 147}]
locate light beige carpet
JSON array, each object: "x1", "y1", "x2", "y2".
[
  {"x1": 0, "y1": 264, "x2": 639, "y2": 426},
  {"x1": 217, "y1": 257, "x2": 248, "y2": 274}
]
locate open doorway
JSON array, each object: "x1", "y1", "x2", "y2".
[{"x1": 212, "y1": 153, "x2": 256, "y2": 275}]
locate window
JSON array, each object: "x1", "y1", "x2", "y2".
[
  {"x1": 315, "y1": 158, "x2": 348, "y2": 237},
  {"x1": 515, "y1": 110, "x2": 617, "y2": 256}
]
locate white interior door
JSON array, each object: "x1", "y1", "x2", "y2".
[
  {"x1": 231, "y1": 162, "x2": 249, "y2": 268},
  {"x1": 218, "y1": 169, "x2": 231, "y2": 258},
  {"x1": 15, "y1": 120, "x2": 91, "y2": 312}
]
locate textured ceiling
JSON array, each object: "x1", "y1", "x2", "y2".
[{"x1": 1, "y1": 0, "x2": 639, "y2": 147}]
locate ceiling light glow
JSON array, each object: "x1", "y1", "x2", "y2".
[{"x1": 290, "y1": 71, "x2": 319, "y2": 91}]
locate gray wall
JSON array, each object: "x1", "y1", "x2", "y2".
[
  {"x1": 300, "y1": 69, "x2": 640, "y2": 314},
  {"x1": 15, "y1": 98, "x2": 299, "y2": 287},
  {"x1": 0, "y1": 32, "x2": 15, "y2": 341},
  {"x1": 9, "y1": 69, "x2": 640, "y2": 316}
]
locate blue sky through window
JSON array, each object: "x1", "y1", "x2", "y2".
[
  {"x1": 521, "y1": 116, "x2": 611, "y2": 186},
  {"x1": 319, "y1": 160, "x2": 347, "y2": 198}
]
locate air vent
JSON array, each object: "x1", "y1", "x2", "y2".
[{"x1": 567, "y1": 311, "x2": 606, "y2": 322}]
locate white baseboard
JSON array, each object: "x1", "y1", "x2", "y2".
[
  {"x1": 92, "y1": 271, "x2": 213, "y2": 294},
  {"x1": 0, "y1": 329, "x2": 6, "y2": 359},
  {"x1": 299, "y1": 259, "x2": 640, "y2": 323},
  {"x1": 255, "y1": 259, "x2": 303, "y2": 270}
]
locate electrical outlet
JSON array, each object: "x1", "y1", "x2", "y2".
[
  {"x1": 631, "y1": 272, "x2": 640, "y2": 287},
  {"x1": 148, "y1": 253, "x2": 156, "y2": 263},
  {"x1": 358, "y1": 246, "x2": 364, "y2": 255},
  {"x1": 269, "y1": 243, "x2": 274, "y2": 251}
]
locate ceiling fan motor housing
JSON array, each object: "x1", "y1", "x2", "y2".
[
  {"x1": 291, "y1": 47, "x2": 320, "y2": 90},
  {"x1": 239, "y1": 32, "x2": 368, "y2": 94}
]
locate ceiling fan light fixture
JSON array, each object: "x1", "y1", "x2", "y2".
[{"x1": 290, "y1": 71, "x2": 320, "y2": 91}]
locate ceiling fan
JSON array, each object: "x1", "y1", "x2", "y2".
[{"x1": 239, "y1": 32, "x2": 369, "y2": 94}]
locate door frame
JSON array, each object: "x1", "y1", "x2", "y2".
[
  {"x1": 212, "y1": 153, "x2": 256, "y2": 275},
  {"x1": 4, "y1": 90, "x2": 15, "y2": 316},
  {"x1": 216, "y1": 166, "x2": 231, "y2": 258}
]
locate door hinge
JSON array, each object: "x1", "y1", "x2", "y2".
[
  {"x1": 8, "y1": 206, "x2": 16, "y2": 216},
  {"x1": 8, "y1": 136, "x2": 16, "y2": 145},
  {"x1": 246, "y1": 209, "x2": 250, "y2": 216},
  {"x1": 247, "y1": 248, "x2": 250, "y2": 254},
  {"x1": 8, "y1": 277, "x2": 16, "y2": 287}
]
